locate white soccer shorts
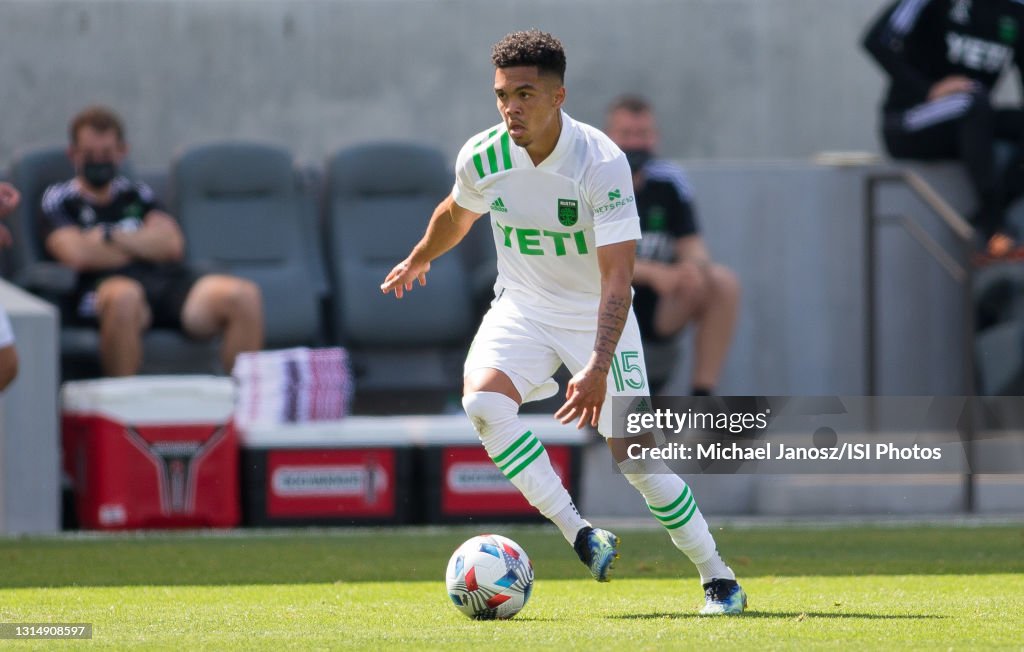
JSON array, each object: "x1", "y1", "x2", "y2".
[{"x1": 464, "y1": 294, "x2": 650, "y2": 437}]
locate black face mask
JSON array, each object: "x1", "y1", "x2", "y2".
[
  {"x1": 82, "y1": 161, "x2": 117, "y2": 189},
  {"x1": 621, "y1": 148, "x2": 654, "y2": 174}
]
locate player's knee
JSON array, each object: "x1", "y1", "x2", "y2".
[
  {"x1": 97, "y1": 280, "x2": 147, "y2": 324},
  {"x1": 229, "y1": 278, "x2": 262, "y2": 314},
  {"x1": 676, "y1": 262, "x2": 708, "y2": 303},
  {"x1": 462, "y1": 391, "x2": 519, "y2": 438},
  {"x1": 710, "y1": 265, "x2": 741, "y2": 305}
]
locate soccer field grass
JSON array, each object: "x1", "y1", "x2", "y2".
[{"x1": 1, "y1": 525, "x2": 1021, "y2": 649}]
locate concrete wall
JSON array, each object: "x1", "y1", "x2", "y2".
[
  {"x1": 0, "y1": 280, "x2": 59, "y2": 535},
  {"x1": 1, "y1": 0, "x2": 909, "y2": 169},
  {"x1": 660, "y1": 159, "x2": 976, "y2": 397}
]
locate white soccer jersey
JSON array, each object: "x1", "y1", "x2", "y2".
[{"x1": 452, "y1": 111, "x2": 642, "y2": 331}]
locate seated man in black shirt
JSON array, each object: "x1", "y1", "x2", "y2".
[
  {"x1": 41, "y1": 106, "x2": 263, "y2": 376},
  {"x1": 605, "y1": 96, "x2": 740, "y2": 396},
  {"x1": 863, "y1": 0, "x2": 1024, "y2": 256}
]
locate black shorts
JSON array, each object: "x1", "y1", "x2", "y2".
[{"x1": 66, "y1": 264, "x2": 202, "y2": 330}]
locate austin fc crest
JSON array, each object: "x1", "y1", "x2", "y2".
[{"x1": 557, "y1": 198, "x2": 578, "y2": 226}]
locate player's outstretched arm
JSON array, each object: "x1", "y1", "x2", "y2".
[
  {"x1": 380, "y1": 193, "x2": 483, "y2": 299},
  {"x1": 555, "y1": 240, "x2": 636, "y2": 428}
]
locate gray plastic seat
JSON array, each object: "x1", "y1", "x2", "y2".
[
  {"x1": 171, "y1": 142, "x2": 325, "y2": 348},
  {"x1": 4, "y1": 146, "x2": 218, "y2": 378},
  {"x1": 325, "y1": 142, "x2": 473, "y2": 391}
]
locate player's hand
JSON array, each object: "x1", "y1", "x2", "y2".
[
  {"x1": 554, "y1": 363, "x2": 609, "y2": 429},
  {"x1": 380, "y1": 257, "x2": 430, "y2": 299},
  {"x1": 928, "y1": 75, "x2": 979, "y2": 101},
  {"x1": 0, "y1": 182, "x2": 20, "y2": 220}
]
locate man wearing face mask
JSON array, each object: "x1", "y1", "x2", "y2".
[
  {"x1": 605, "y1": 96, "x2": 740, "y2": 396},
  {"x1": 40, "y1": 106, "x2": 264, "y2": 376}
]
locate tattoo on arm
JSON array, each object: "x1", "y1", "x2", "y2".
[{"x1": 593, "y1": 293, "x2": 630, "y2": 373}]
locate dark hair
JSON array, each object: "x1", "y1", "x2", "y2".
[
  {"x1": 69, "y1": 105, "x2": 125, "y2": 145},
  {"x1": 607, "y1": 94, "x2": 652, "y2": 115},
  {"x1": 491, "y1": 29, "x2": 567, "y2": 82}
]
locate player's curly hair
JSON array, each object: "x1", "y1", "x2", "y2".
[{"x1": 491, "y1": 29, "x2": 566, "y2": 82}]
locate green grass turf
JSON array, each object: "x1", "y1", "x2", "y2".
[{"x1": 0, "y1": 525, "x2": 1022, "y2": 649}]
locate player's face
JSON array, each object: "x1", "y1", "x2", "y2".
[
  {"x1": 494, "y1": 66, "x2": 565, "y2": 149},
  {"x1": 70, "y1": 126, "x2": 127, "y2": 171},
  {"x1": 605, "y1": 108, "x2": 658, "y2": 152}
]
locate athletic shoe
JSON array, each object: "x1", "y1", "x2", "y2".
[
  {"x1": 699, "y1": 578, "x2": 747, "y2": 615},
  {"x1": 573, "y1": 526, "x2": 620, "y2": 582}
]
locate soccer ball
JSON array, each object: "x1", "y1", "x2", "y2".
[{"x1": 445, "y1": 534, "x2": 535, "y2": 620}]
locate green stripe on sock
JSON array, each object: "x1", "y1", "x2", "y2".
[
  {"x1": 649, "y1": 486, "x2": 690, "y2": 513},
  {"x1": 493, "y1": 431, "x2": 533, "y2": 465},
  {"x1": 664, "y1": 500, "x2": 698, "y2": 530},
  {"x1": 650, "y1": 493, "x2": 694, "y2": 523},
  {"x1": 499, "y1": 437, "x2": 542, "y2": 473},
  {"x1": 500, "y1": 132, "x2": 512, "y2": 169},
  {"x1": 505, "y1": 442, "x2": 545, "y2": 480}
]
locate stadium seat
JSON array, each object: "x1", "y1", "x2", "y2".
[
  {"x1": 4, "y1": 146, "x2": 218, "y2": 378},
  {"x1": 171, "y1": 142, "x2": 325, "y2": 348},
  {"x1": 325, "y1": 142, "x2": 473, "y2": 397}
]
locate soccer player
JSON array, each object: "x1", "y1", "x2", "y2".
[{"x1": 381, "y1": 30, "x2": 745, "y2": 615}]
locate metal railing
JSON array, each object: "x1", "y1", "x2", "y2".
[{"x1": 864, "y1": 170, "x2": 976, "y2": 511}]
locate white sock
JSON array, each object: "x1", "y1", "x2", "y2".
[
  {"x1": 619, "y1": 458, "x2": 735, "y2": 583},
  {"x1": 550, "y1": 503, "x2": 590, "y2": 545},
  {"x1": 694, "y1": 554, "x2": 733, "y2": 585},
  {"x1": 464, "y1": 392, "x2": 589, "y2": 543}
]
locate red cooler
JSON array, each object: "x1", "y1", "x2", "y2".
[
  {"x1": 61, "y1": 376, "x2": 239, "y2": 530},
  {"x1": 239, "y1": 419, "x2": 414, "y2": 526}
]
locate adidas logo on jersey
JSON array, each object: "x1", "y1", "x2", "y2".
[{"x1": 490, "y1": 197, "x2": 508, "y2": 213}]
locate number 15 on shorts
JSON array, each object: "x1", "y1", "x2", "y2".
[{"x1": 610, "y1": 350, "x2": 646, "y2": 392}]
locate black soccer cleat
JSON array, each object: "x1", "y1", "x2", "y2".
[
  {"x1": 700, "y1": 578, "x2": 747, "y2": 615},
  {"x1": 573, "y1": 525, "x2": 620, "y2": 582}
]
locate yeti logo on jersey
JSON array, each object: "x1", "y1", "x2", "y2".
[
  {"x1": 949, "y1": 0, "x2": 970, "y2": 25},
  {"x1": 557, "y1": 198, "x2": 578, "y2": 226},
  {"x1": 495, "y1": 219, "x2": 589, "y2": 256},
  {"x1": 946, "y1": 33, "x2": 1011, "y2": 72}
]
